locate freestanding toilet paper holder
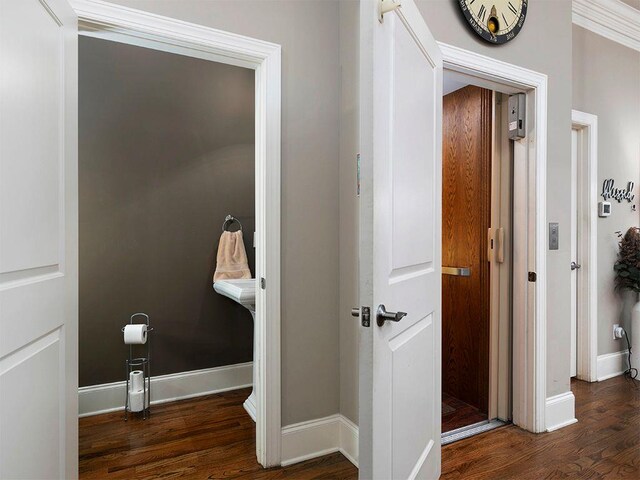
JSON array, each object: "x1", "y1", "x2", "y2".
[{"x1": 122, "y1": 313, "x2": 153, "y2": 421}]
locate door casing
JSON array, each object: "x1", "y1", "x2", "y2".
[
  {"x1": 70, "y1": 0, "x2": 282, "y2": 467},
  {"x1": 571, "y1": 110, "x2": 599, "y2": 383},
  {"x1": 438, "y1": 43, "x2": 548, "y2": 434}
]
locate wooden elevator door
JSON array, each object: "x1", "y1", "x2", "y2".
[{"x1": 442, "y1": 85, "x2": 492, "y2": 414}]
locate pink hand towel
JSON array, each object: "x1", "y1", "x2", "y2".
[{"x1": 213, "y1": 230, "x2": 251, "y2": 282}]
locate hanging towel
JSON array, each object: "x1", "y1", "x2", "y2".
[{"x1": 213, "y1": 230, "x2": 251, "y2": 282}]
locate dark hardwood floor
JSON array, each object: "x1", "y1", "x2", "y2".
[
  {"x1": 442, "y1": 392, "x2": 487, "y2": 433},
  {"x1": 80, "y1": 376, "x2": 640, "y2": 479},
  {"x1": 79, "y1": 388, "x2": 357, "y2": 479},
  {"x1": 442, "y1": 376, "x2": 640, "y2": 479}
]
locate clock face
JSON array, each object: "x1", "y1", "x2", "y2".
[{"x1": 458, "y1": 0, "x2": 528, "y2": 44}]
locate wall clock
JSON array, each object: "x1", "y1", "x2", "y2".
[{"x1": 458, "y1": 0, "x2": 528, "y2": 45}]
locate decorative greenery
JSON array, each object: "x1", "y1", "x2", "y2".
[{"x1": 614, "y1": 227, "x2": 640, "y2": 293}]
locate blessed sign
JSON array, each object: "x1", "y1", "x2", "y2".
[{"x1": 601, "y1": 179, "x2": 635, "y2": 203}]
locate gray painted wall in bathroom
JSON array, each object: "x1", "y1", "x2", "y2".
[
  {"x1": 572, "y1": 25, "x2": 640, "y2": 356},
  {"x1": 79, "y1": 36, "x2": 256, "y2": 387},
  {"x1": 102, "y1": 0, "x2": 342, "y2": 426}
]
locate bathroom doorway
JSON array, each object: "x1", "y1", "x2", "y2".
[
  {"x1": 441, "y1": 74, "x2": 514, "y2": 443},
  {"x1": 75, "y1": 10, "x2": 282, "y2": 468}
]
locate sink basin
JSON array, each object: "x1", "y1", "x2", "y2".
[{"x1": 213, "y1": 279, "x2": 256, "y2": 310}]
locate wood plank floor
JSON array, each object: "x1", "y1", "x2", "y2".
[
  {"x1": 442, "y1": 376, "x2": 640, "y2": 479},
  {"x1": 80, "y1": 376, "x2": 640, "y2": 479},
  {"x1": 79, "y1": 388, "x2": 357, "y2": 479}
]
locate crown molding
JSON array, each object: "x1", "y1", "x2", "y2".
[{"x1": 573, "y1": 0, "x2": 640, "y2": 51}]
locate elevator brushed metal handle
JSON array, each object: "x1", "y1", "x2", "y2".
[
  {"x1": 442, "y1": 266, "x2": 471, "y2": 277},
  {"x1": 571, "y1": 262, "x2": 581, "y2": 270},
  {"x1": 376, "y1": 304, "x2": 407, "y2": 327}
]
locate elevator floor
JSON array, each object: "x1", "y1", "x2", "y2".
[{"x1": 442, "y1": 391, "x2": 487, "y2": 433}]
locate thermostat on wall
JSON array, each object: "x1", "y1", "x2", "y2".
[{"x1": 599, "y1": 201, "x2": 611, "y2": 217}]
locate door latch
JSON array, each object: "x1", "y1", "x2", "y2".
[
  {"x1": 351, "y1": 306, "x2": 371, "y2": 328},
  {"x1": 528, "y1": 271, "x2": 537, "y2": 282}
]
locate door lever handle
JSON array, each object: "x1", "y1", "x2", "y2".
[
  {"x1": 376, "y1": 304, "x2": 407, "y2": 327},
  {"x1": 571, "y1": 261, "x2": 581, "y2": 270}
]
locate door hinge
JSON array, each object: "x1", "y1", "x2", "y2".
[
  {"x1": 528, "y1": 271, "x2": 537, "y2": 282},
  {"x1": 379, "y1": 0, "x2": 401, "y2": 23}
]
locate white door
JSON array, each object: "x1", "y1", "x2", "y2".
[
  {"x1": 0, "y1": 1, "x2": 78, "y2": 478},
  {"x1": 371, "y1": 0, "x2": 442, "y2": 478},
  {"x1": 570, "y1": 128, "x2": 578, "y2": 378}
]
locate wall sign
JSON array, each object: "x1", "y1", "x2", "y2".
[{"x1": 601, "y1": 179, "x2": 635, "y2": 203}]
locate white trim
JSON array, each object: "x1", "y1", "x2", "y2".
[
  {"x1": 439, "y1": 42, "x2": 548, "y2": 433},
  {"x1": 597, "y1": 350, "x2": 630, "y2": 380},
  {"x1": 545, "y1": 391, "x2": 578, "y2": 432},
  {"x1": 573, "y1": 0, "x2": 640, "y2": 52},
  {"x1": 572, "y1": 110, "x2": 599, "y2": 383},
  {"x1": 78, "y1": 362, "x2": 252, "y2": 417},
  {"x1": 70, "y1": 0, "x2": 282, "y2": 467},
  {"x1": 281, "y1": 415, "x2": 359, "y2": 468}
]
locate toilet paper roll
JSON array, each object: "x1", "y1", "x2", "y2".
[
  {"x1": 130, "y1": 370, "x2": 144, "y2": 392},
  {"x1": 123, "y1": 324, "x2": 147, "y2": 344},
  {"x1": 128, "y1": 389, "x2": 145, "y2": 412}
]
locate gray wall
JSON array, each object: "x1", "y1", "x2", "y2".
[
  {"x1": 79, "y1": 37, "x2": 256, "y2": 386},
  {"x1": 339, "y1": 0, "x2": 360, "y2": 425},
  {"x1": 572, "y1": 25, "x2": 640, "y2": 356},
  {"x1": 106, "y1": 0, "x2": 342, "y2": 425}
]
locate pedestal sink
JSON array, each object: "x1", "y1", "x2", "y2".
[{"x1": 213, "y1": 278, "x2": 257, "y2": 421}]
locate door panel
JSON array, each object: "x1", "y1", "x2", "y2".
[
  {"x1": 371, "y1": 0, "x2": 442, "y2": 478},
  {"x1": 442, "y1": 86, "x2": 492, "y2": 414},
  {"x1": 0, "y1": 0, "x2": 78, "y2": 478}
]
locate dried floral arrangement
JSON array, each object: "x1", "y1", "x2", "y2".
[{"x1": 614, "y1": 227, "x2": 640, "y2": 293}]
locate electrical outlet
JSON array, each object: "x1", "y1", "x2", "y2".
[{"x1": 613, "y1": 324, "x2": 624, "y2": 339}]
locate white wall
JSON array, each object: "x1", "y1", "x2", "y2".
[{"x1": 572, "y1": 24, "x2": 640, "y2": 356}]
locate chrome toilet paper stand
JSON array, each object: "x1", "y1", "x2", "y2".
[{"x1": 122, "y1": 313, "x2": 153, "y2": 420}]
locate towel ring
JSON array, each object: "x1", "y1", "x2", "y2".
[{"x1": 222, "y1": 214, "x2": 243, "y2": 232}]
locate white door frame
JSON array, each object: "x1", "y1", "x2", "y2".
[
  {"x1": 439, "y1": 43, "x2": 548, "y2": 433},
  {"x1": 571, "y1": 109, "x2": 599, "y2": 383},
  {"x1": 70, "y1": 0, "x2": 282, "y2": 467}
]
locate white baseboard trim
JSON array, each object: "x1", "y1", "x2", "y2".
[
  {"x1": 79, "y1": 362, "x2": 252, "y2": 417},
  {"x1": 597, "y1": 350, "x2": 629, "y2": 381},
  {"x1": 281, "y1": 414, "x2": 359, "y2": 468},
  {"x1": 545, "y1": 391, "x2": 578, "y2": 432}
]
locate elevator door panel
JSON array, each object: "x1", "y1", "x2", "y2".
[{"x1": 442, "y1": 85, "x2": 492, "y2": 413}]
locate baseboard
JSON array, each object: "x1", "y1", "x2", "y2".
[
  {"x1": 79, "y1": 362, "x2": 252, "y2": 417},
  {"x1": 545, "y1": 391, "x2": 577, "y2": 432},
  {"x1": 597, "y1": 350, "x2": 629, "y2": 381},
  {"x1": 281, "y1": 414, "x2": 359, "y2": 468}
]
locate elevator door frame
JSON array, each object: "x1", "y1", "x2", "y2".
[{"x1": 441, "y1": 41, "x2": 548, "y2": 433}]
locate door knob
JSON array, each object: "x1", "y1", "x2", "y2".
[
  {"x1": 571, "y1": 261, "x2": 581, "y2": 270},
  {"x1": 376, "y1": 304, "x2": 407, "y2": 327}
]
